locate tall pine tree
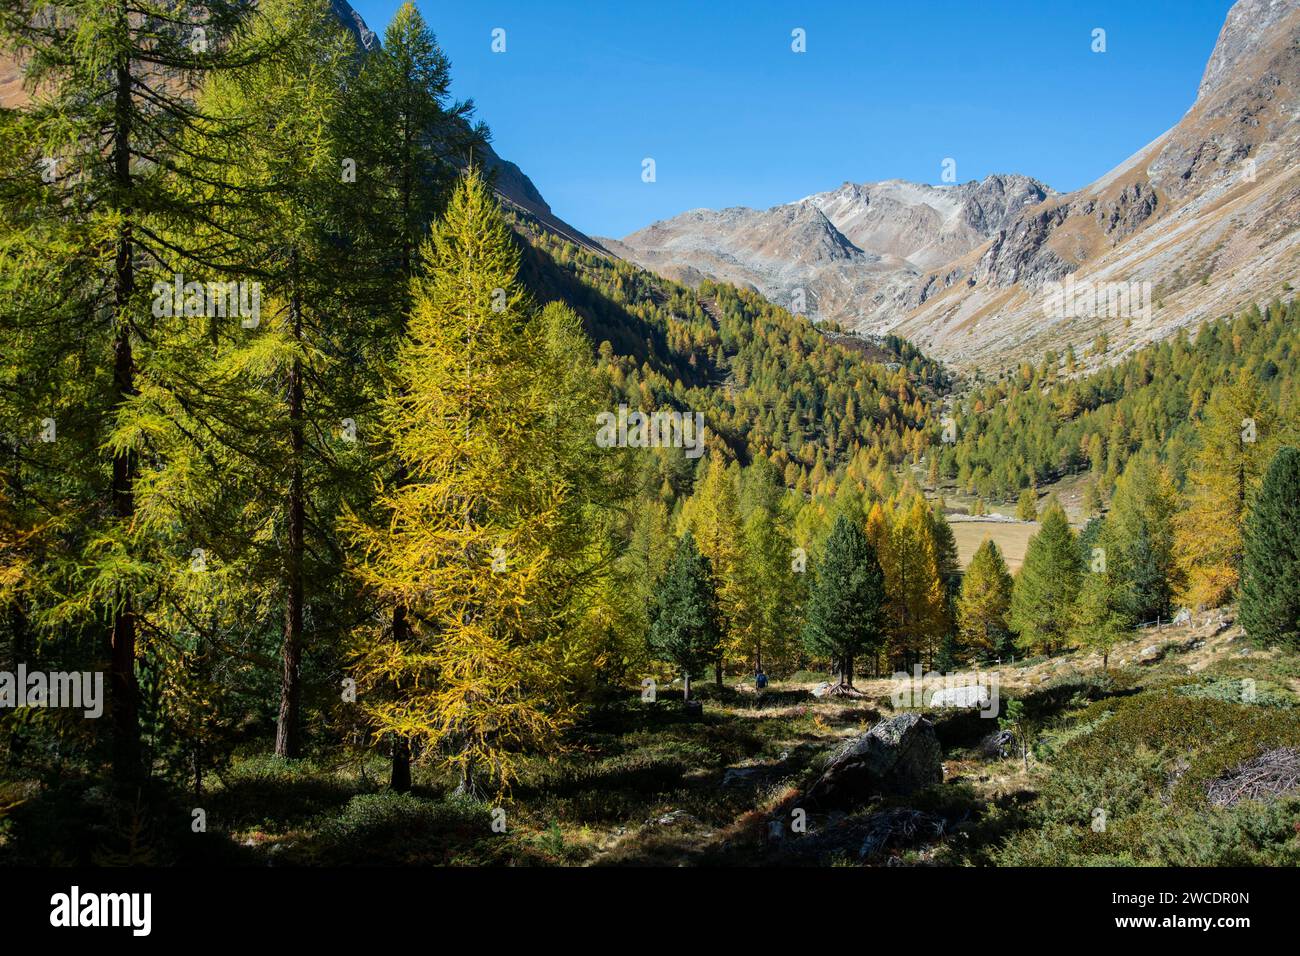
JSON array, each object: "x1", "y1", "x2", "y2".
[
  {"x1": 1176, "y1": 373, "x2": 1278, "y2": 608},
  {"x1": 801, "y1": 514, "x2": 886, "y2": 690},
  {"x1": 957, "y1": 539, "x2": 1014, "y2": 661},
  {"x1": 1009, "y1": 503, "x2": 1082, "y2": 655},
  {"x1": 1240, "y1": 447, "x2": 1300, "y2": 650},
  {"x1": 0, "y1": 0, "x2": 265, "y2": 780},
  {"x1": 344, "y1": 169, "x2": 616, "y2": 794},
  {"x1": 649, "y1": 531, "x2": 723, "y2": 701}
]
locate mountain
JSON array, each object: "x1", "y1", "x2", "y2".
[
  {"x1": 892, "y1": 0, "x2": 1300, "y2": 369},
  {"x1": 609, "y1": 0, "x2": 1300, "y2": 371},
  {"x1": 0, "y1": 0, "x2": 607, "y2": 257},
  {"x1": 601, "y1": 174, "x2": 1054, "y2": 334},
  {"x1": 323, "y1": 1, "x2": 615, "y2": 255}
]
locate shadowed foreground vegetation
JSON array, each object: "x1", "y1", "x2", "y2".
[{"x1": 5, "y1": 615, "x2": 1297, "y2": 867}]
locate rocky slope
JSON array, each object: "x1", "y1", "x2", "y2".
[
  {"x1": 602, "y1": 174, "x2": 1053, "y2": 331},
  {"x1": 610, "y1": 0, "x2": 1300, "y2": 371}
]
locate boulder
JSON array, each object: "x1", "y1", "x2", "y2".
[
  {"x1": 803, "y1": 713, "x2": 943, "y2": 809},
  {"x1": 1137, "y1": 644, "x2": 1165, "y2": 664},
  {"x1": 979, "y1": 729, "x2": 1016, "y2": 758},
  {"x1": 929, "y1": 684, "x2": 991, "y2": 708}
]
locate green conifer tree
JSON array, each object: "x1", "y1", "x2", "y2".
[
  {"x1": 1240, "y1": 447, "x2": 1300, "y2": 649},
  {"x1": 801, "y1": 514, "x2": 886, "y2": 689},
  {"x1": 0, "y1": 0, "x2": 266, "y2": 780},
  {"x1": 957, "y1": 539, "x2": 1014, "y2": 660},
  {"x1": 649, "y1": 532, "x2": 723, "y2": 701},
  {"x1": 1009, "y1": 504, "x2": 1082, "y2": 654}
]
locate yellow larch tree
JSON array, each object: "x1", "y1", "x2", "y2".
[
  {"x1": 1175, "y1": 372, "x2": 1281, "y2": 608},
  {"x1": 344, "y1": 169, "x2": 620, "y2": 795}
]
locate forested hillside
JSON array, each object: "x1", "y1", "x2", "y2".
[
  {"x1": 1, "y1": 0, "x2": 1298, "y2": 872},
  {"x1": 936, "y1": 298, "x2": 1300, "y2": 502},
  {"x1": 0, "y1": 0, "x2": 956, "y2": 832},
  {"x1": 514, "y1": 214, "x2": 949, "y2": 487}
]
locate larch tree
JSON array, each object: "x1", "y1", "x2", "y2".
[
  {"x1": 345, "y1": 168, "x2": 615, "y2": 795},
  {"x1": 875, "y1": 493, "x2": 946, "y2": 669},
  {"x1": 339, "y1": 0, "x2": 485, "y2": 790},
  {"x1": 957, "y1": 539, "x2": 1014, "y2": 661},
  {"x1": 678, "y1": 456, "x2": 744, "y2": 685},
  {"x1": 737, "y1": 460, "x2": 803, "y2": 675},
  {"x1": 1016, "y1": 487, "x2": 1038, "y2": 522},
  {"x1": 145, "y1": 0, "x2": 372, "y2": 761},
  {"x1": 929, "y1": 503, "x2": 960, "y2": 663},
  {"x1": 607, "y1": 493, "x2": 674, "y2": 676},
  {"x1": 345, "y1": 2, "x2": 484, "y2": 288},
  {"x1": 0, "y1": 0, "x2": 265, "y2": 781},
  {"x1": 1175, "y1": 372, "x2": 1279, "y2": 608}
]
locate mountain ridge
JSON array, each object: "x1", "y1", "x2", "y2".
[
  {"x1": 607, "y1": 0, "x2": 1300, "y2": 371},
  {"x1": 599, "y1": 173, "x2": 1054, "y2": 331}
]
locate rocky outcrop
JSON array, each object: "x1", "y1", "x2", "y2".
[
  {"x1": 1097, "y1": 182, "x2": 1159, "y2": 241},
  {"x1": 606, "y1": 174, "x2": 1055, "y2": 330},
  {"x1": 803, "y1": 713, "x2": 943, "y2": 809},
  {"x1": 891, "y1": 0, "x2": 1300, "y2": 369},
  {"x1": 1198, "y1": 0, "x2": 1297, "y2": 99},
  {"x1": 973, "y1": 202, "x2": 1075, "y2": 289}
]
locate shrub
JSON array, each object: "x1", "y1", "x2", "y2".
[
  {"x1": 307, "y1": 792, "x2": 493, "y2": 865},
  {"x1": 994, "y1": 689, "x2": 1300, "y2": 865}
]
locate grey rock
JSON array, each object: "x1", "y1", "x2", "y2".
[
  {"x1": 929, "y1": 684, "x2": 991, "y2": 708},
  {"x1": 803, "y1": 713, "x2": 943, "y2": 809},
  {"x1": 1138, "y1": 644, "x2": 1166, "y2": 664}
]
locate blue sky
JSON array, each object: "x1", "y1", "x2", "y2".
[{"x1": 350, "y1": 0, "x2": 1234, "y2": 238}]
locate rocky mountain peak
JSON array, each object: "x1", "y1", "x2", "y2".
[{"x1": 1198, "y1": 0, "x2": 1298, "y2": 99}]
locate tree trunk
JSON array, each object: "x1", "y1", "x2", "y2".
[
  {"x1": 7, "y1": 604, "x2": 27, "y2": 764},
  {"x1": 454, "y1": 756, "x2": 478, "y2": 799},
  {"x1": 389, "y1": 604, "x2": 412, "y2": 791},
  {"x1": 683, "y1": 671, "x2": 691, "y2": 702},
  {"x1": 400, "y1": 106, "x2": 413, "y2": 280},
  {"x1": 109, "y1": 46, "x2": 142, "y2": 783},
  {"x1": 843, "y1": 653, "x2": 854, "y2": 690},
  {"x1": 390, "y1": 737, "x2": 412, "y2": 792},
  {"x1": 714, "y1": 658, "x2": 722, "y2": 689},
  {"x1": 276, "y1": 256, "x2": 304, "y2": 759}
]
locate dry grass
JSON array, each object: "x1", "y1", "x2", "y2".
[{"x1": 948, "y1": 518, "x2": 1038, "y2": 572}]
